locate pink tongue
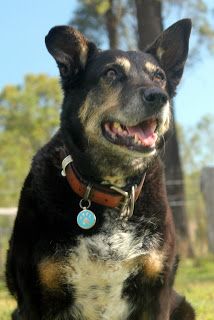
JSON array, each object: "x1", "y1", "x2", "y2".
[{"x1": 126, "y1": 120, "x2": 157, "y2": 147}]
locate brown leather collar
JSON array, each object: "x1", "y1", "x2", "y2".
[{"x1": 61, "y1": 154, "x2": 146, "y2": 209}]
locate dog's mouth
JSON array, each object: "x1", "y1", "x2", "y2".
[{"x1": 102, "y1": 118, "x2": 158, "y2": 152}]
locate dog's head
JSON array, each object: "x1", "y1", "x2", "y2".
[{"x1": 46, "y1": 19, "x2": 191, "y2": 186}]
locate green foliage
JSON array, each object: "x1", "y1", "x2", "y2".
[
  {"x1": 70, "y1": 0, "x2": 105, "y2": 46},
  {"x1": 0, "y1": 74, "x2": 62, "y2": 206},
  {"x1": 70, "y1": 0, "x2": 136, "y2": 49},
  {"x1": 177, "y1": 116, "x2": 214, "y2": 254},
  {"x1": 177, "y1": 114, "x2": 214, "y2": 173},
  {"x1": 0, "y1": 280, "x2": 16, "y2": 320},
  {"x1": 175, "y1": 257, "x2": 214, "y2": 319},
  {"x1": 184, "y1": 172, "x2": 208, "y2": 255}
]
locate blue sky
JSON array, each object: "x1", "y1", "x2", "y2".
[{"x1": 1, "y1": 0, "x2": 214, "y2": 127}]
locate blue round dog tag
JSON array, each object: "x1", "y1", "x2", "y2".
[{"x1": 77, "y1": 209, "x2": 96, "y2": 229}]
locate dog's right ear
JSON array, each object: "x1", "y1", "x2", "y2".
[
  {"x1": 146, "y1": 19, "x2": 191, "y2": 95},
  {"x1": 45, "y1": 26, "x2": 97, "y2": 79}
]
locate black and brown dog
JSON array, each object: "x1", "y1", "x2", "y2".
[{"x1": 6, "y1": 19, "x2": 195, "y2": 320}]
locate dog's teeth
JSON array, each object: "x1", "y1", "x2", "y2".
[
  {"x1": 113, "y1": 122, "x2": 121, "y2": 129},
  {"x1": 134, "y1": 134, "x2": 138, "y2": 143}
]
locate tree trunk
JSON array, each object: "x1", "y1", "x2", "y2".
[
  {"x1": 105, "y1": 0, "x2": 119, "y2": 49},
  {"x1": 163, "y1": 113, "x2": 194, "y2": 256},
  {"x1": 201, "y1": 167, "x2": 214, "y2": 253},
  {"x1": 134, "y1": 0, "x2": 193, "y2": 257},
  {"x1": 135, "y1": 0, "x2": 163, "y2": 50}
]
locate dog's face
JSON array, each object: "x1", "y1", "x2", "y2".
[{"x1": 46, "y1": 19, "x2": 191, "y2": 185}]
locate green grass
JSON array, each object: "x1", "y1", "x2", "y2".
[
  {"x1": 0, "y1": 281, "x2": 16, "y2": 320},
  {"x1": 175, "y1": 257, "x2": 214, "y2": 320},
  {"x1": 0, "y1": 257, "x2": 213, "y2": 319}
]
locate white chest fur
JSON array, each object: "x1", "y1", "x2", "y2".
[
  {"x1": 67, "y1": 238, "x2": 132, "y2": 320},
  {"x1": 38, "y1": 209, "x2": 164, "y2": 320},
  {"x1": 63, "y1": 210, "x2": 162, "y2": 320}
]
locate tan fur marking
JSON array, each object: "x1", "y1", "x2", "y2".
[
  {"x1": 78, "y1": 84, "x2": 120, "y2": 126},
  {"x1": 142, "y1": 250, "x2": 165, "y2": 278},
  {"x1": 72, "y1": 29, "x2": 89, "y2": 67},
  {"x1": 159, "y1": 101, "x2": 171, "y2": 135},
  {"x1": 145, "y1": 61, "x2": 156, "y2": 72},
  {"x1": 102, "y1": 175, "x2": 126, "y2": 187},
  {"x1": 157, "y1": 47, "x2": 165, "y2": 60},
  {"x1": 115, "y1": 57, "x2": 131, "y2": 72},
  {"x1": 79, "y1": 44, "x2": 88, "y2": 67},
  {"x1": 124, "y1": 250, "x2": 165, "y2": 279},
  {"x1": 38, "y1": 258, "x2": 65, "y2": 290},
  {"x1": 63, "y1": 240, "x2": 130, "y2": 320}
]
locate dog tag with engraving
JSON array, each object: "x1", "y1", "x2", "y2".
[{"x1": 77, "y1": 208, "x2": 96, "y2": 229}]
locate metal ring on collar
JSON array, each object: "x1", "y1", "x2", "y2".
[{"x1": 61, "y1": 155, "x2": 73, "y2": 176}]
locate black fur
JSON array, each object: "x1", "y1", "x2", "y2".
[{"x1": 6, "y1": 19, "x2": 195, "y2": 319}]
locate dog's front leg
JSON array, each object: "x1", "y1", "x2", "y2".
[
  {"x1": 170, "y1": 290, "x2": 195, "y2": 320},
  {"x1": 6, "y1": 174, "x2": 41, "y2": 320},
  {"x1": 140, "y1": 287, "x2": 172, "y2": 320},
  {"x1": 156, "y1": 286, "x2": 172, "y2": 320},
  {"x1": 136, "y1": 289, "x2": 171, "y2": 320}
]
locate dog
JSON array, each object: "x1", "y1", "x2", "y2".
[{"x1": 6, "y1": 19, "x2": 195, "y2": 320}]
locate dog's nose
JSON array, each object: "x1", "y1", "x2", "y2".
[{"x1": 142, "y1": 88, "x2": 168, "y2": 107}]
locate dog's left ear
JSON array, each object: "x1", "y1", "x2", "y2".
[
  {"x1": 45, "y1": 26, "x2": 97, "y2": 79},
  {"x1": 146, "y1": 19, "x2": 192, "y2": 93}
]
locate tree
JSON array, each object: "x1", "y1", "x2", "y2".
[
  {"x1": 177, "y1": 116, "x2": 214, "y2": 255},
  {"x1": 135, "y1": 0, "x2": 163, "y2": 50},
  {"x1": 178, "y1": 115, "x2": 214, "y2": 173},
  {"x1": 0, "y1": 74, "x2": 62, "y2": 206},
  {"x1": 70, "y1": 0, "x2": 135, "y2": 49},
  {"x1": 71, "y1": 0, "x2": 214, "y2": 54}
]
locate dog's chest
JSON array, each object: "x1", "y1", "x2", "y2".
[
  {"x1": 65, "y1": 215, "x2": 141, "y2": 319},
  {"x1": 67, "y1": 238, "x2": 132, "y2": 319},
  {"x1": 39, "y1": 210, "x2": 164, "y2": 319}
]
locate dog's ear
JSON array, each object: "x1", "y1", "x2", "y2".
[
  {"x1": 45, "y1": 26, "x2": 97, "y2": 79},
  {"x1": 146, "y1": 19, "x2": 192, "y2": 93}
]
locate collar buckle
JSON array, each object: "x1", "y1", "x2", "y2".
[{"x1": 110, "y1": 185, "x2": 136, "y2": 219}]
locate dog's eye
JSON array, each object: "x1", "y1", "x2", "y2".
[
  {"x1": 153, "y1": 70, "x2": 165, "y2": 81},
  {"x1": 105, "y1": 68, "x2": 117, "y2": 80}
]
